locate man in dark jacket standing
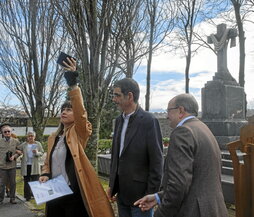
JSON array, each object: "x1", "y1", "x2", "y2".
[
  {"x1": 107, "y1": 78, "x2": 163, "y2": 217},
  {"x1": 134, "y1": 93, "x2": 228, "y2": 217}
]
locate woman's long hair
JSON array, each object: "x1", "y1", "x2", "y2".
[{"x1": 55, "y1": 101, "x2": 72, "y2": 136}]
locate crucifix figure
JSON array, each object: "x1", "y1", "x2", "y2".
[{"x1": 208, "y1": 23, "x2": 237, "y2": 77}]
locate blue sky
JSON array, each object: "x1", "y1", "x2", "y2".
[
  {"x1": 1, "y1": 11, "x2": 254, "y2": 112},
  {"x1": 133, "y1": 14, "x2": 254, "y2": 112}
]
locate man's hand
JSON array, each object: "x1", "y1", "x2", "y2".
[
  {"x1": 134, "y1": 194, "x2": 157, "y2": 211},
  {"x1": 9, "y1": 155, "x2": 15, "y2": 161},
  {"x1": 106, "y1": 187, "x2": 117, "y2": 203}
]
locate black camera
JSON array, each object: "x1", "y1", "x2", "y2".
[
  {"x1": 5, "y1": 151, "x2": 12, "y2": 162},
  {"x1": 57, "y1": 52, "x2": 76, "y2": 67}
]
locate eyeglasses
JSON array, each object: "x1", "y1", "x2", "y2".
[
  {"x1": 166, "y1": 107, "x2": 179, "y2": 113},
  {"x1": 3, "y1": 130, "x2": 11, "y2": 134}
]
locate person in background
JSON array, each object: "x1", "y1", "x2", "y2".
[
  {"x1": 134, "y1": 93, "x2": 228, "y2": 217},
  {"x1": 18, "y1": 131, "x2": 44, "y2": 201},
  {"x1": 5, "y1": 131, "x2": 18, "y2": 198},
  {"x1": 0, "y1": 126, "x2": 18, "y2": 198},
  {"x1": 39, "y1": 57, "x2": 114, "y2": 217},
  {"x1": 0, "y1": 123, "x2": 20, "y2": 204},
  {"x1": 107, "y1": 78, "x2": 163, "y2": 217}
]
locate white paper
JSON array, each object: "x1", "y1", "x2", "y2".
[{"x1": 28, "y1": 175, "x2": 73, "y2": 205}]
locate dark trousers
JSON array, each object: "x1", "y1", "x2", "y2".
[
  {"x1": 23, "y1": 165, "x2": 39, "y2": 200},
  {"x1": 0, "y1": 168, "x2": 16, "y2": 201},
  {"x1": 117, "y1": 195, "x2": 153, "y2": 217},
  {"x1": 46, "y1": 191, "x2": 89, "y2": 217}
]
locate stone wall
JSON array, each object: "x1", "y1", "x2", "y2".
[{"x1": 157, "y1": 118, "x2": 172, "y2": 138}]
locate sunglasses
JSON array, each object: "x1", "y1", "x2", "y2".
[{"x1": 3, "y1": 130, "x2": 11, "y2": 133}]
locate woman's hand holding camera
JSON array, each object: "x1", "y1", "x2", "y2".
[
  {"x1": 63, "y1": 58, "x2": 79, "y2": 87},
  {"x1": 63, "y1": 57, "x2": 76, "y2": 72}
]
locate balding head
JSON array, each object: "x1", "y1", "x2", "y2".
[
  {"x1": 172, "y1": 93, "x2": 198, "y2": 116},
  {"x1": 167, "y1": 94, "x2": 198, "y2": 128}
]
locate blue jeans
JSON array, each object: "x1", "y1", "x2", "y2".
[{"x1": 117, "y1": 197, "x2": 153, "y2": 217}]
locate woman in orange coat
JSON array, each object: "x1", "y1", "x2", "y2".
[{"x1": 39, "y1": 57, "x2": 114, "y2": 217}]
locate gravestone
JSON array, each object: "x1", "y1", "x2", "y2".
[
  {"x1": 202, "y1": 23, "x2": 247, "y2": 204},
  {"x1": 202, "y1": 23, "x2": 247, "y2": 149}
]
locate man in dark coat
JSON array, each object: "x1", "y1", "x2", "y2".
[
  {"x1": 107, "y1": 78, "x2": 163, "y2": 217},
  {"x1": 134, "y1": 93, "x2": 228, "y2": 217}
]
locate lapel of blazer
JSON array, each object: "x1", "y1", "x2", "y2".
[
  {"x1": 114, "y1": 116, "x2": 123, "y2": 157},
  {"x1": 120, "y1": 107, "x2": 142, "y2": 156}
]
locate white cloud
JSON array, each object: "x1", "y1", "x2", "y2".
[{"x1": 137, "y1": 13, "x2": 254, "y2": 112}]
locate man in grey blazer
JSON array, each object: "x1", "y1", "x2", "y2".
[
  {"x1": 135, "y1": 93, "x2": 228, "y2": 217},
  {"x1": 107, "y1": 78, "x2": 163, "y2": 217}
]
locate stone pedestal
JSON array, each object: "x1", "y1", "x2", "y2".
[{"x1": 201, "y1": 77, "x2": 247, "y2": 149}]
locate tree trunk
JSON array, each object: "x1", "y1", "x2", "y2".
[
  {"x1": 85, "y1": 108, "x2": 100, "y2": 169},
  {"x1": 185, "y1": 48, "x2": 191, "y2": 93},
  {"x1": 233, "y1": 2, "x2": 245, "y2": 87}
]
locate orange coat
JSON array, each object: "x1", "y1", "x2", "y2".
[{"x1": 42, "y1": 87, "x2": 114, "y2": 217}]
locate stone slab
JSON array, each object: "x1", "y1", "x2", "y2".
[
  {"x1": 202, "y1": 80, "x2": 246, "y2": 120},
  {"x1": 202, "y1": 120, "x2": 247, "y2": 136}
]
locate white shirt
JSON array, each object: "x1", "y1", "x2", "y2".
[
  {"x1": 52, "y1": 135, "x2": 69, "y2": 184},
  {"x1": 177, "y1": 115, "x2": 195, "y2": 127},
  {"x1": 26, "y1": 144, "x2": 36, "y2": 165},
  {"x1": 119, "y1": 111, "x2": 134, "y2": 156}
]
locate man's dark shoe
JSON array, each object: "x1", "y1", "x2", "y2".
[
  {"x1": 10, "y1": 198, "x2": 17, "y2": 204},
  {"x1": 26, "y1": 198, "x2": 31, "y2": 201},
  {"x1": 0, "y1": 200, "x2": 3, "y2": 205}
]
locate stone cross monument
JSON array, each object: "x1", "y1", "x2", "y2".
[
  {"x1": 207, "y1": 23, "x2": 238, "y2": 84},
  {"x1": 202, "y1": 23, "x2": 247, "y2": 204},
  {"x1": 202, "y1": 23, "x2": 246, "y2": 149}
]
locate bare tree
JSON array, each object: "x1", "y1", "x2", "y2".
[
  {"x1": 0, "y1": 0, "x2": 68, "y2": 140},
  {"x1": 229, "y1": 0, "x2": 254, "y2": 88},
  {"x1": 116, "y1": 0, "x2": 145, "y2": 78},
  {"x1": 228, "y1": 0, "x2": 245, "y2": 88},
  {"x1": 52, "y1": 0, "x2": 129, "y2": 166},
  {"x1": 173, "y1": 0, "x2": 205, "y2": 93},
  {"x1": 145, "y1": 0, "x2": 175, "y2": 111}
]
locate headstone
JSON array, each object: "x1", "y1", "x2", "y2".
[
  {"x1": 202, "y1": 23, "x2": 247, "y2": 204},
  {"x1": 202, "y1": 23, "x2": 247, "y2": 149}
]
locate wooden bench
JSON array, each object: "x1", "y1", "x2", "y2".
[{"x1": 227, "y1": 122, "x2": 254, "y2": 217}]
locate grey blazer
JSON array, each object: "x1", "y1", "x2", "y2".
[
  {"x1": 155, "y1": 117, "x2": 228, "y2": 217},
  {"x1": 109, "y1": 107, "x2": 163, "y2": 206}
]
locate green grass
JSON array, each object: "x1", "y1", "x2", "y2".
[{"x1": 16, "y1": 169, "x2": 111, "y2": 216}]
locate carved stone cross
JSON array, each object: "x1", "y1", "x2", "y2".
[{"x1": 208, "y1": 23, "x2": 237, "y2": 75}]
